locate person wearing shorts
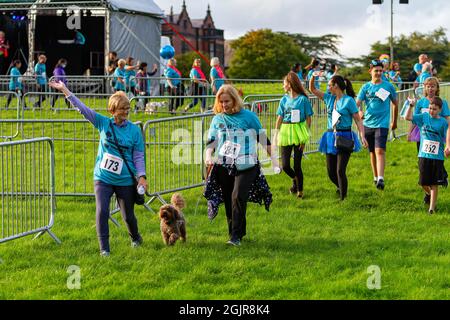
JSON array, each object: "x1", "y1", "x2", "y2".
[
  {"x1": 356, "y1": 59, "x2": 399, "y2": 190},
  {"x1": 406, "y1": 96, "x2": 448, "y2": 214}
]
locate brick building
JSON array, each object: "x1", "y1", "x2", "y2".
[{"x1": 162, "y1": 1, "x2": 225, "y2": 65}]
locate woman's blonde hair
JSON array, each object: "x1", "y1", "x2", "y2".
[
  {"x1": 213, "y1": 85, "x2": 243, "y2": 114},
  {"x1": 210, "y1": 57, "x2": 220, "y2": 67},
  {"x1": 108, "y1": 91, "x2": 130, "y2": 113},
  {"x1": 117, "y1": 59, "x2": 126, "y2": 67},
  {"x1": 192, "y1": 58, "x2": 201, "y2": 67},
  {"x1": 424, "y1": 77, "x2": 440, "y2": 97}
]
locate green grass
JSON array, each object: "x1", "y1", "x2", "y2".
[{"x1": 2, "y1": 138, "x2": 450, "y2": 299}]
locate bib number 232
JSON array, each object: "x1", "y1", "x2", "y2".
[{"x1": 100, "y1": 153, "x2": 124, "y2": 175}]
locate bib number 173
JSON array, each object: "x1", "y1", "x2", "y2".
[{"x1": 100, "y1": 153, "x2": 124, "y2": 175}]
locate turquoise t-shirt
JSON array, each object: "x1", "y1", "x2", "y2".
[
  {"x1": 414, "y1": 97, "x2": 450, "y2": 118},
  {"x1": 113, "y1": 67, "x2": 126, "y2": 91},
  {"x1": 210, "y1": 67, "x2": 224, "y2": 91},
  {"x1": 35, "y1": 63, "x2": 47, "y2": 85},
  {"x1": 412, "y1": 113, "x2": 448, "y2": 161},
  {"x1": 297, "y1": 71, "x2": 304, "y2": 81},
  {"x1": 164, "y1": 67, "x2": 181, "y2": 87},
  {"x1": 388, "y1": 70, "x2": 402, "y2": 83},
  {"x1": 208, "y1": 109, "x2": 263, "y2": 169},
  {"x1": 357, "y1": 80, "x2": 397, "y2": 129},
  {"x1": 9, "y1": 67, "x2": 22, "y2": 90},
  {"x1": 124, "y1": 66, "x2": 136, "y2": 87},
  {"x1": 307, "y1": 69, "x2": 320, "y2": 89},
  {"x1": 417, "y1": 72, "x2": 431, "y2": 85},
  {"x1": 190, "y1": 68, "x2": 203, "y2": 80},
  {"x1": 323, "y1": 93, "x2": 358, "y2": 130},
  {"x1": 93, "y1": 115, "x2": 145, "y2": 186},
  {"x1": 276, "y1": 94, "x2": 313, "y2": 123}
]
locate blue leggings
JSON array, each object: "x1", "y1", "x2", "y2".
[{"x1": 94, "y1": 180, "x2": 141, "y2": 252}]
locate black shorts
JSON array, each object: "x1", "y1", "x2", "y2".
[
  {"x1": 418, "y1": 157, "x2": 445, "y2": 186},
  {"x1": 364, "y1": 127, "x2": 389, "y2": 152}
]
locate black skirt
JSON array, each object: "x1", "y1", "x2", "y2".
[{"x1": 418, "y1": 157, "x2": 445, "y2": 186}]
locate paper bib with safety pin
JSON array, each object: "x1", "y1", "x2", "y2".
[
  {"x1": 421, "y1": 139, "x2": 439, "y2": 155},
  {"x1": 100, "y1": 152, "x2": 124, "y2": 175},
  {"x1": 219, "y1": 141, "x2": 241, "y2": 159}
]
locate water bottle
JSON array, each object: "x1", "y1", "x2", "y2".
[
  {"x1": 137, "y1": 185, "x2": 145, "y2": 195},
  {"x1": 273, "y1": 166, "x2": 281, "y2": 174}
]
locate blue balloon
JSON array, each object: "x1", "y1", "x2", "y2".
[{"x1": 160, "y1": 45, "x2": 175, "y2": 59}]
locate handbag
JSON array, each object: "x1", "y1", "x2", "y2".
[
  {"x1": 333, "y1": 98, "x2": 354, "y2": 152},
  {"x1": 109, "y1": 122, "x2": 145, "y2": 205}
]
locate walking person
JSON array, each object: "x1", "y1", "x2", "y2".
[
  {"x1": 210, "y1": 57, "x2": 225, "y2": 95},
  {"x1": 33, "y1": 54, "x2": 48, "y2": 109},
  {"x1": 50, "y1": 58, "x2": 70, "y2": 108},
  {"x1": 113, "y1": 59, "x2": 126, "y2": 93},
  {"x1": 275, "y1": 72, "x2": 313, "y2": 198},
  {"x1": 49, "y1": 80, "x2": 147, "y2": 256},
  {"x1": 5, "y1": 60, "x2": 27, "y2": 109},
  {"x1": 405, "y1": 96, "x2": 448, "y2": 214},
  {"x1": 185, "y1": 58, "x2": 208, "y2": 112},
  {"x1": 310, "y1": 74, "x2": 368, "y2": 200},
  {"x1": 356, "y1": 59, "x2": 399, "y2": 190},
  {"x1": 135, "y1": 62, "x2": 158, "y2": 110},
  {"x1": 205, "y1": 85, "x2": 279, "y2": 246},
  {"x1": 164, "y1": 58, "x2": 183, "y2": 114}
]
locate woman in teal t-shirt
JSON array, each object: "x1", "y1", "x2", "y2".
[
  {"x1": 310, "y1": 75, "x2": 367, "y2": 200},
  {"x1": 275, "y1": 72, "x2": 313, "y2": 198}
]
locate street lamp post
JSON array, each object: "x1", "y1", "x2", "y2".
[{"x1": 373, "y1": 0, "x2": 410, "y2": 67}]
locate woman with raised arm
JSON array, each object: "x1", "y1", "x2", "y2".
[
  {"x1": 310, "y1": 73, "x2": 367, "y2": 200},
  {"x1": 49, "y1": 80, "x2": 147, "y2": 257}
]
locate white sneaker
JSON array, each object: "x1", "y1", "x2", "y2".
[{"x1": 100, "y1": 250, "x2": 110, "y2": 257}]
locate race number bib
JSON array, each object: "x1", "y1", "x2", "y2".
[
  {"x1": 375, "y1": 88, "x2": 390, "y2": 101},
  {"x1": 421, "y1": 139, "x2": 439, "y2": 155},
  {"x1": 100, "y1": 153, "x2": 124, "y2": 175},
  {"x1": 291, "y1": 109, "x2": 300, "y2": 123},
  {"x1": 219, "y1": 141, "x2": 241, "y2": 159}
]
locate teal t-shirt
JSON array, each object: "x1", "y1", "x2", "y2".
[
  {"x1": 164, "y1": 67, "x2": 181, "y2": 87},
  {"x1": 357, "y1": 80, "x2": 397, "y2": 128},
  {"x1": 208, "y1": 109, "x2": 263, "y2": 169},
  {"x1": 113, "y1": 67, "x2": 126, "y2": 91},
  {"x1": 9, "y1": 67, "x2": 22, "y2": 90},
  {"x1": 307, "y1": 69, "x2": 320, "y2": 89},
  {"x1": 210, "y1": 67, "x2": 224, "y2": 91},
  {"x1": 93, "y1": 115, "x2": 145, "y2": 186},
  {"x1": 276, "y1": 94, "x2": 313, "y2": 123},
  {"x1": 124, "y1": 66, "x2": 136, "y2": 87},
  {"x1": 412, "y1": 113, "x2": 448, "y2": 161},
  {"x1": 417, "y1": 72, "x2": 431, "y2": 85},
  {"x1": 35, "y1": 63, "x2": 47, "y2": 85},
  {"x1": 323, "y1": 93, "x2": 358, "y2": 130},
  {"x1": 414, "y1": 97, "x2": 450, "y2": 118}
]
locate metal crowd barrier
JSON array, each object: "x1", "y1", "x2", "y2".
[
  {"x1": 0, "y1": 137, "x2": 59, "y2": 244},
  {"x1": 0, "y1": 91, "x2": 21, "y2": 140}
]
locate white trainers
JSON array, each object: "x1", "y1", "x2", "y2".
[{"x1": 100, "y1": 250, "x2": 110, "y2": 257}]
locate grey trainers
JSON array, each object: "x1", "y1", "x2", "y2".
[
  {"x1": 100, "y1": 250, "x2": 110, "y2": 257},
  {"x1": 226, "y1": 239, "x2": 241, "y2": 247},
  {"x1": 131, "y1": 236, "x2": 143, "y2": 248}
]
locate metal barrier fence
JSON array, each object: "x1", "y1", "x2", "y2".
[
  {"x1": 0, "y1": 137, "x2": 59, "y2": 244},
  {"x1": 0, "y1": 91, "x2": 21, "y2": 140},
  {"x1": 0, "y1": 84, "x2": 448, "y2": 202}
]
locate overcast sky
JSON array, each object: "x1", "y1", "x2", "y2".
[{"x1": 154, "y1": 0, "x2": 450, "y2": 60}]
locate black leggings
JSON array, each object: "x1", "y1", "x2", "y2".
[
  {"x1": 281, "y1": 145, "x2": 303, "y2": 191},
  {"x1": 326, "y1": 151, "x2": 351, "y2": 200}
]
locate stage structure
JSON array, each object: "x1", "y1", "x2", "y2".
[{"x1": 0, "y1": 0, "x2": 163, "y2": 75}]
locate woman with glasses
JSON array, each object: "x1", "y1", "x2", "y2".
[
  {"x1": 49, "y1": 80, "x2": 147, "y2": 257},
  {"x1": 356, "y1": 59, "x2": 399, "y2": 190}
]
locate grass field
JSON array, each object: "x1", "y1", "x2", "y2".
[{"x1": 2, "y1": 137, "x2": 450, "y2": 299}]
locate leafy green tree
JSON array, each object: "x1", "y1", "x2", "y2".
[
  {"x1": 287, "y1": 33, "x2": 343, "y2": 59},
  {"x1": 227, "y1": 29, "x2": 309, "y2": 79},
  {"x1": 348, "y1": 28, "x2": 449, "y2": 82}
]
